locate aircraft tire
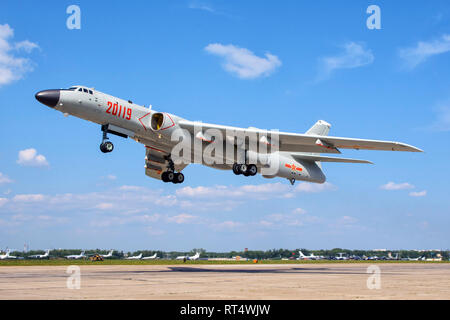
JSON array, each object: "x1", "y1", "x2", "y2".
[
  {"x1": 173, "y1": 172, "x2": 184, "y2": 184},
  {"x1": 100, "y1": 141, "x2": 114, "y2": 153},
  {"x1": 232, "y1": 163, "x2": 240, "y2": 175},
  {"x1": 239, "y1": 164, "x2": 247, "y2": 174},
  {"x1": 247, "y1": 164, "x2": 257, "y2": 176}
]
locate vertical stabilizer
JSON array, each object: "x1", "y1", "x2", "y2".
[
  {"x1": 305, "y1": 120, "x2": 331, "y2": 136},
  {"x1": 304, "y1": 120, "x2": 331, "y2": 169}
]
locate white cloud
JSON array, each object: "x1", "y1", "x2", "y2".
[
  {"x1": 0, "y1": 172, "x2": 13, "y2": 185},
  {"x1": 318, "y1": 42, "x2": 374, "y2": 80},
  {"x1": 13, "y1": 194, "x2": 45, "y2": 202},
  {"x1": 0, "y1": 197, "x2": 8, "y2": 207},
  {"x1": 399, "y1": 34, "x2": 450, "y2": 69},
  {"x1": 95, "y1": 202, "x2": 114, "y2": 210},
  {"x1": 177, "y1": 182, "x2": 335, "y2": 201},
  {"x1": 177, "y1": 183, "x2": 289, "y2": 199},
  {"x1": 167, "y1": 213, "x2": 197, "y2": 224},
  {"x1": 205, "y1": 43, "x2": 281, "y2": 79},
  {"x1": 119, "y1": 185, "x2": 142, "y2": 191},
  {"x1": 211, "y1": 220, "x2": 242, "y2": 231},
  {"x1": 295, "y1": 182, "x2": 336, "y2": 193},
  {"x1": 0, "y1": 24, "x2": 39, "y2": 86},
  {"x1": 409, "y1": 190, "x2": 427, "y2": 197},
  {"x1": 188, "y1": 2, "x2": 215, "y2": 13},
  {"x1": 14, "y1": 40, "x2": 39, "y2": 53},
  {"x1": 17, "y1": 148, "x2": 49, "y2": 167},
  {"x1": 380, "y1": 182, "x2": 414, "y2": 190},
  {"x1": 292, "y1": 208, "x2": 307, "y2": 215}
]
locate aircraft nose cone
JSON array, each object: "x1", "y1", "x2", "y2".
[{"x1": 35, "y1": 89, "x2": 60, "y2": 107}]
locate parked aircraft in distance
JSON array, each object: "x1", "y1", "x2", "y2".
[
  {"x1": 297, "y1": 250, "x2": 322, "y2": 260},
  {"x1": 387, "y1": 252, "x2": 399, "y2": 260},
  {"x1": 29, "y1": 249, "x2": 51, "y2": 259},
  {"x1": 126, "y1": 253, "x2": 143, "y2": 260},
  {"x1": 406, "y1": 256, "x2": 425, "y2": 261},
  {"x1": 142, "y1": 253, "x2": 158, "y2": 260},
  {"x1": 0, "y1": 249, "x2": 17, "y2": 260},
  {"x1": 100, "y1": 250, "x2": 114, "y2": 258},
  {"x1": 35, "y1": 86, "x2": 422, "y2": 185},
  {"x1": 335, "y1": 253, "x2": 348, "y2": 260},
  {"x1": 176, "y1": 252, "x2": 200, "y2": 261},
  {"x1": 66, "y1": 251, "x2": 85, "y2": 259}
]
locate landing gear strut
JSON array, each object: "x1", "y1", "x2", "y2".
[
  {"x1": 233, "y1": 163, "x2": 257, "y2": 177},
  {"x1": 161, "y1": 156, "x2": 184, "y2": 184},
  {"x1": 100, "y1": 126, "x2": 114, "y2": 153}
]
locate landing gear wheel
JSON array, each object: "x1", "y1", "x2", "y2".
[
  {"x1": 161, "y1": 171, "x2": 170, "y2": 182},
  {"x1": 247, "y1": 164, "x2": 257, "y2": 176},
  {"x1": 239, "y1": 164, "x2": 247, "y2": 174},
  {"x1": 100, "y1": 141, "x2": 114, "y2": 153},
  {"x1": 173, "y1": 173, "x2": 184, "y2": 184},
  {"x1": 233, "y1": 163, "x2": 240, "y2": 175}
]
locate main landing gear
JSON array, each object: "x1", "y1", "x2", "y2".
[
  {"x1": 100, "y1": 126, "x2": 114, "y2": 153},
  {"x1": 233, "y1": 163, "x2": 257, "y2": 177},
  {"x1": 161, "y1": 157, "x2": 184, "y2": 184}
]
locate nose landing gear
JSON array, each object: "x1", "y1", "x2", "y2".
[{"x1": 100, "y1": 125, "x2": 114, "y2": 153}]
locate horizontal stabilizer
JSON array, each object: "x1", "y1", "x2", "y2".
[{"x1": 291, "y1": 153, "x2": 373, "y2": 164}]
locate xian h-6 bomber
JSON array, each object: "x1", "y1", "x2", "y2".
[{"x1": 35, "y1": 86, "x2": 422, "y2": 185}]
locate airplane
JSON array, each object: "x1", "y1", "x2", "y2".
[
  {"x1": 100, "y1": 250, "x2": 114, "y2": 258},
  {"x1": 406, "y1": 256, "x2": 424, "y2": 261},
  {"x1": 387, "y1": 252, "x2": 399, "y2": 260},
  {"x1": 35, "y1": 86, "x2": 422, "y2": 185},
  {"x1": 29, "y1": 249, "x2": 51, "y2": 259},
  {"x1": 189, "y1": 252, "x2": 200, "y2": 261},
  {"x1": 297, "y1": 250, "x2": 321, "y2": 260},
  {"x1": 335, "y1": 253, "x2": 348, "y2": 261},
  {"x1": 0, "y1": 249, "x2": 17, "y2": 260},
  {"x1": 125, "y1": 253, "x2": 143, "y2": 260},
  {"x1": 142, "y1": 253, "x2": 158, "y2": 260},
  {"x1": 176, "y1": 252, "x2": 200, "y2": 261},
  {"x1": 66, "y1": 251, "x2": 85, "y2": 259}
]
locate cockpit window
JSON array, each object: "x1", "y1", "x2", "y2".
[
  {"x1": 83, "y1": 88, "x2": 88, "y2": 93},
  {"x1": 68, "y1": 87, "x2": 78, "y2": 90},
  {"x1": 89, "y1": 90, "x2": 93, "y2": 94},
  {"x1": 78, "y1": 88, "x2": 82, "y2": 92}
]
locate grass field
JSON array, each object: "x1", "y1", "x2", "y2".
[{"x1": 0, "y1": 259, "x2": 448, "y2": 266}]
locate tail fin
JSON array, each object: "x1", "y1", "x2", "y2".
[
  {"x1": 305, "y1": 120, "x2": 331, "y2": 169},
  {"x1": 305, "y1": 120, "x2": 331, "y2": 136}
]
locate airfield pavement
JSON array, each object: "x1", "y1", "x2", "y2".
[{"x1": 0, "y1": 263, "x2": 449, "y2": 299}]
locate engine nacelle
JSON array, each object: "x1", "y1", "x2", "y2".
[{"x1": 262, "y1": 153, "x2": 326, "y2": 183}]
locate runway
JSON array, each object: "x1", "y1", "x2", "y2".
[{"x1": 0, "y1": 263, "x2": 449, "y2": 299}]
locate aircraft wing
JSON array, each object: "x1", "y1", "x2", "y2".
[
  {"x1": 291, "y1": 153, "x2": 373, "y2": 164},
  {"x1": 178, "y1": 121, "x2": 422, "y2": 154},
  {"x1": 144, "y1": 145, "x2": 188, "y2": 180}
]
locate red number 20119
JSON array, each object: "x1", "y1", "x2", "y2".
[{"x1": 106, "y1": 101, "x2": 132, "y2": 120}]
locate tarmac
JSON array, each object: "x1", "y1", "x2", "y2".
[{"x1": 0, "y1": 263, "x2": 449, "y2": 299}]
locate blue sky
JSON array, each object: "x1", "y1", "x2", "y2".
[{"x1": 0, "y1": 1, "x2": 449, "y2": 251}]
